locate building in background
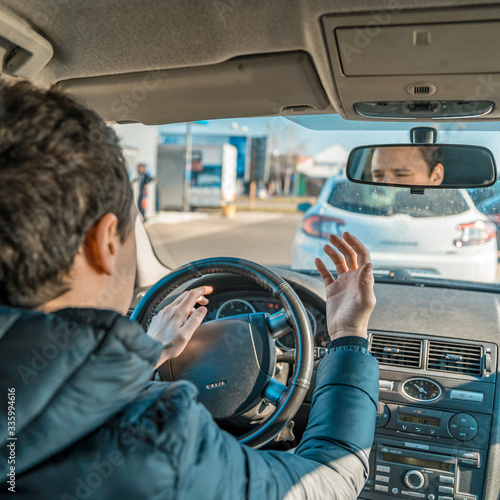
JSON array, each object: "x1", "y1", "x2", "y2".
[
  {"x1": 113, "y1": 123, "x2": 270, "y2": 211},
  {"x1": 156, "y1": 141, "x2": 237, "y2": 209},
  {"x1": 157, "y1": 131, "x2": 269, "y2": 209},
  {"x1": 296, "y1": 144, "x2": 349, "y2": 196}
]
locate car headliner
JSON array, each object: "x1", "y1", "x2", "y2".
[{"x1": 1, "y1": 0, "x2": 500, "y2": 124}]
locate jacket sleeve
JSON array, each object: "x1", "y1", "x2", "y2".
[{"x1": 147, "y1": 347, "x2": 379, "y2": 500}]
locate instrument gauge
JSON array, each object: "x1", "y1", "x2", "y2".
[
  {"x1": 402, "y1": 378, "x2": 442, "y2": 402},
  {"x1": 276, "y1": 309, "x2": 316, "y2": 350},
  {"x1": 215, "y1": 299, "x2": 256, "y2": 319}
]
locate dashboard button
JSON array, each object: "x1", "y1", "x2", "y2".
[
  {"x1": 404, "y1": 442, "x2": 429, "y2": 450},
  {"x1": 404, "y1": 470, "x2": 425, "y2": 490},
  {"x1": 449, "y1": 413, "x2": 473, "y2": 441},
  {"x1": 438, "y1": 475, "x2": 454, "y2": 484},
  {"x1": 458, "y1": 451, "x2": 479, "y2": 461},
  {"x1": 458, "y1": 457, "x2": 479, "y2": 468},
  {"x1": 379, "y1": 380, "x2": 394, "y2": 391},
  {"x1": 398, "y1": 422, "x2": 411, "y2": 432},
  {"x1": 426, "y1": 427, "x2": 439, "y2": 436},
  {"x1": 413, "y1": 424, "x2": 424, "y2": 434},
  {"x1": 450, "y1": 389, "x2": 484, "y2": 403},
  {"x1": 437, "y1": 497, "x2": 453, "y2": 500},
  {"x1": 438, "y1": 486, "x2": 453, "y2": 494},
  {"x1": 375, "y1": 484, "x2": 389, "y2": 493},
  {"x1": 468, "y1": 417, "x2": 478, "y2": 440},
  {"x1": 401, "y1": 491, "x2": 425, "y2": 498},
  {"x1": 375, "y1": 475, "x2": 389, "y2": 483},
  {"x1": 376, "y1": 465, "x2": 391, "y2": 473},
  {"x1": 376, "y1": 402, "x2": 391, "y2": 428}
]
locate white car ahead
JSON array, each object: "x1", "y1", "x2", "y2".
[{"x1": 292, "y1": 176, "x2": 498, "y2": 282}]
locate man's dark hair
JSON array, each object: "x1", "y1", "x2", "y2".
[
  {"x1": 0, "y1": 81, "x2": 133, "y2": 308},
  {"x1": 418, "y1": 146, "x2": 443, "y2": 175}
]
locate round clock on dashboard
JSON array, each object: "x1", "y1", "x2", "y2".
[{"x1": 402, "y1": 377, "x2": 442, "y2": 402}]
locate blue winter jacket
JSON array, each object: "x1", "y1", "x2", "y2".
[{"x1": 0, "y1": 307, "x2": 379, "y2": 499}]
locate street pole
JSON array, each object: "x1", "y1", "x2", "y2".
[{"x1": 183, "y1": 122, "x2": 192, "y2": 212}]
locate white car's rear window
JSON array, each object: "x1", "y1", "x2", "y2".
[{"x1": 326, "y1": 182, "x2": 470, "y2": 217}]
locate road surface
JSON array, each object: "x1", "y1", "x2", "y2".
[{"x1": 146, "y1": 211, "x2": 302, "y2": 269}]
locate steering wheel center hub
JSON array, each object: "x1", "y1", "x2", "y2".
[{"x1": 159, "y1": 313, "x2": 275, "y2": 419}]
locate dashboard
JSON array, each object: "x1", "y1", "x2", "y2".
[
  {"x1": 202, "y1": 291, "x2": 330, "y2": 349},
  {"x1": 139, "y1": 268, "x2": 500, "y2": 500}
]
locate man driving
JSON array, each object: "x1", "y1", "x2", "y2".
[
  {"x1": 0, "y1": 82, "x2": 379, "y2": 499},
  {"x1": 371, "y1": 146, "x2": 444, "y2": 185}
]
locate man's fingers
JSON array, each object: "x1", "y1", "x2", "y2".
[
  {"x1": 323, "y1": 244, "x2": 348, "y2": 275},
  {"x1": 189, "y1": 285, "x2": 213, "y2": 298},
  {"x1": 315, "y1": 258, "x2": 335, "y2": 287},
  {"x1": 357, "y1": 263, "x2": 376, "y2": 307},
  {"x1": 178, "y1": 286, "x2": 213, "y2": 313},
  {"x1": 169, "y1": 290, "x2": 189, "y2": 306},
  {"x1": 328, "y1": 234, "x2": 358, "y2": 270},
  {"x1": 180, "y1": 306, "x2": 207, "y2": 337},
  {"x1": 343, "y1": 232, "x2": 371, "y2": 267}
]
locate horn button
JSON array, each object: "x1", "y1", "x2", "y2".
[{"x1": 159, "y1": 313, "x2": 275, "y2": 419}]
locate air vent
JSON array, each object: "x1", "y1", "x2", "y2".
[
  {"x1": 413, "y1": 86, "x2": 430, "y2": 95},
  {"x1": 406, "y1": 82, "x2": 436, "y2": 96},
  {"x1": 370, "y1": 334, "x2": 422, "y2": 368},
  {"x1": 427, "y1": 341, "x2": 482, "y2": 377}
]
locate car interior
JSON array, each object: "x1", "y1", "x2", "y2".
[{"x1": 1, "y1": 1, "x2": 499, "y2": 499}]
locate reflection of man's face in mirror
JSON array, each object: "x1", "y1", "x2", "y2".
[{"x1": 371, "y1": 146, "x2": 444, "y2": 186}]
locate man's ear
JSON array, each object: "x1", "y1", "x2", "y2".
[
  {"x1": 430, "y1": 163, "x2": 445, "y2": 185},
  {"x1": 83, "y1": 213, "x2": 119, "y2": 275}
]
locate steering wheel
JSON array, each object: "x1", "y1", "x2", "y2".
[{"x1": 130, "y1": 257, "x2": 314, "y2": 449}]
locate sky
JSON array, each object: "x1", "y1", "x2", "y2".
[{"x1": 158, "y1": 115, "x2": 500, "y2": 162}]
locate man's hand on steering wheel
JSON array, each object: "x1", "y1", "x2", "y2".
[
  {"x1": 147, "y1": 285, "x2": 213, "y2": 369},
  {"x1": 315, "y1": 232, "x2": 376, "y2": 341}
]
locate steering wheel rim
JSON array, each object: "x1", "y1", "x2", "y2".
[{"x1": 130, "y1": 257, "x2": 314, "y2": 449}]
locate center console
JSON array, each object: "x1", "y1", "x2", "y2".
[{"x1": 360, "y1": 332, "x2": 497, "y2": 500}]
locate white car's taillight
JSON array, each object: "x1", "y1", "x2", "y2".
[
  {"x1": 301, "y1": 215, "x2": 345, "y2": 238},
  {"x1": 455, "y1": 220, "x2": 497, "y2": 247}
]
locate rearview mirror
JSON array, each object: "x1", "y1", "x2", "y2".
[{"x1": 346, "y1": 144, "x2": 496, "y2": 190}]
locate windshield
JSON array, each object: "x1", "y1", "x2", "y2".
[{"x1": 113, "y1": 116, "x2": 500, "y2": 286}]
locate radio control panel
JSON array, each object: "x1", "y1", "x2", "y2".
[{"x1": 361, "y1": 436, "x2": 485, "y2": 500}]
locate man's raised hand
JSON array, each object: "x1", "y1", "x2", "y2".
[{"x1": 315, "y1": 233, "x2": 375, "y2": 341}]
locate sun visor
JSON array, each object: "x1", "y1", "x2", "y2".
[
  {"x1": 336, "y1": 22, "x2": 500, "y2": 77},
  {"x1": 322, "y1": 7, "x2": 500, "y2": 120},
  {"x1": 56, "y1": 52, "x2": 329, "y2": 125}
]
